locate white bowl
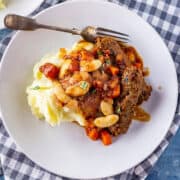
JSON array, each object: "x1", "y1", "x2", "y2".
[{"x1": 0, "y1": 1, "x2": 178, "y2": 179}]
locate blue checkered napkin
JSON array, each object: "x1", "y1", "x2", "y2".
[{"x1": 0, "y1": 0, "x2": 180, "y2": 179}]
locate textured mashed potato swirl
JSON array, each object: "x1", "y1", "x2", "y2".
[{"x1": 26, "y1": 42, "x2": 94, "y2": 126}]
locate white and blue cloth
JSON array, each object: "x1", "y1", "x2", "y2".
[{"x1": 0, "y1": 0, "x2": 179, "y2": 179}]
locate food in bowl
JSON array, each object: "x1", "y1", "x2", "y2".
[{"x1": 26, "y1": 37, "x2": 152, "y2": 145}]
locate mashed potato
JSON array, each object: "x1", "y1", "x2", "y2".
[{"x1": 26, "y1": 41, "x2": 94, "y2": 127}]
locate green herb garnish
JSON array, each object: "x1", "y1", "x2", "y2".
[
  {"x1": 97, "y1": 50, "x2": 103, "y2": 56},
  {"x1": 80, "y1": 81, "x2": 88, "y2": 89},
  {"x1": 92, "y1": 89, "x2": 97, "y2": 94},
  {"x1": 31, "y1": 86, "x2": 50, "y2": 90},
  {"x1": 116, "y1": 106, "x2": 121, "y2": 114},
  {"x1": 31, "y1": 85, "x2": 40, "y2": 90},
  {"x1": 105, "y1": 59, "x2": 111, "y2": 65}
]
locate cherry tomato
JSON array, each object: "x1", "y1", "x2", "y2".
[{"x1": 39, "y1": 63, "x2": 59, "y2": 79}]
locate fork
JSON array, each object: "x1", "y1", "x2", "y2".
[{"x1": 4, "y1": 14, "x2": 129, "y2": 43}]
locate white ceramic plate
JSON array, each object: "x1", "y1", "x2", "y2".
[
  {"x1": 0, "y1": 0, "x2": 44, "y2": 29},
  {"x1": 0, "y1": 1, "x2": 178, "y2": 179}
]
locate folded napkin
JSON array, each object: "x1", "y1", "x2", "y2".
[{"x1": 0, "y1": 0, "x2": 179, "y2": 179}]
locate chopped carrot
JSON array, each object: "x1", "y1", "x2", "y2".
[
  {"x1": 112, "y1": 85, "x2": 120, "y2": 98},
  {"x1": 108, "y1": 66, "x2": 119, "y2": 76},
  {"x1": 86, "y1": 128, "x2": 99, "y2": 141},
  {"x1": 134, "y1": 62, "x2": 142, "y2": 69},
  {"x1": 100, "y1": 130, "x2": 112, "y2": 146},
  {"x1": 93, "y1": 80, "x2": 103, "y2": 89}
]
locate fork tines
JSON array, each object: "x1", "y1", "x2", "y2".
[{"x1": 96, "y1": 27, "x2": 129, "y2": 43}]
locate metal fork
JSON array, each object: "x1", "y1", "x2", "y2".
[{"x1": 4, "y1": 14, "x2": 129, "y2": 43}]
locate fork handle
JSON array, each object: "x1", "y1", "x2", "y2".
[{"x1": 4, "y1": 14, "x2": 81, "y2": 35}]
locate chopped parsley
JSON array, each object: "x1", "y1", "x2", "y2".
[
  {"x1": 92, "y1": 89, "x2": 97, "y2": 94},
  {"x1": 31, "y1": 85, "x2": 40, "y2": 90},
  {"x1": 80, "y1": 81, "x2": 88, "y2": 89},
  {"x1": 105, "y1": 59, "x2": 111, "y2": 65},
  {"x1": 116, "y1": 106, "x2": 121, "y2": 114},
  {"x1": 31, "y1": 86, "x2": 50, "y2": 90},
  {"x1": 97, "y1": 50, "x2": 103, "y2": 56}
]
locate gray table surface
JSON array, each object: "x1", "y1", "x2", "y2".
[{"x1": 0, "y1": 29, "x2": 180, "y2": 180}]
